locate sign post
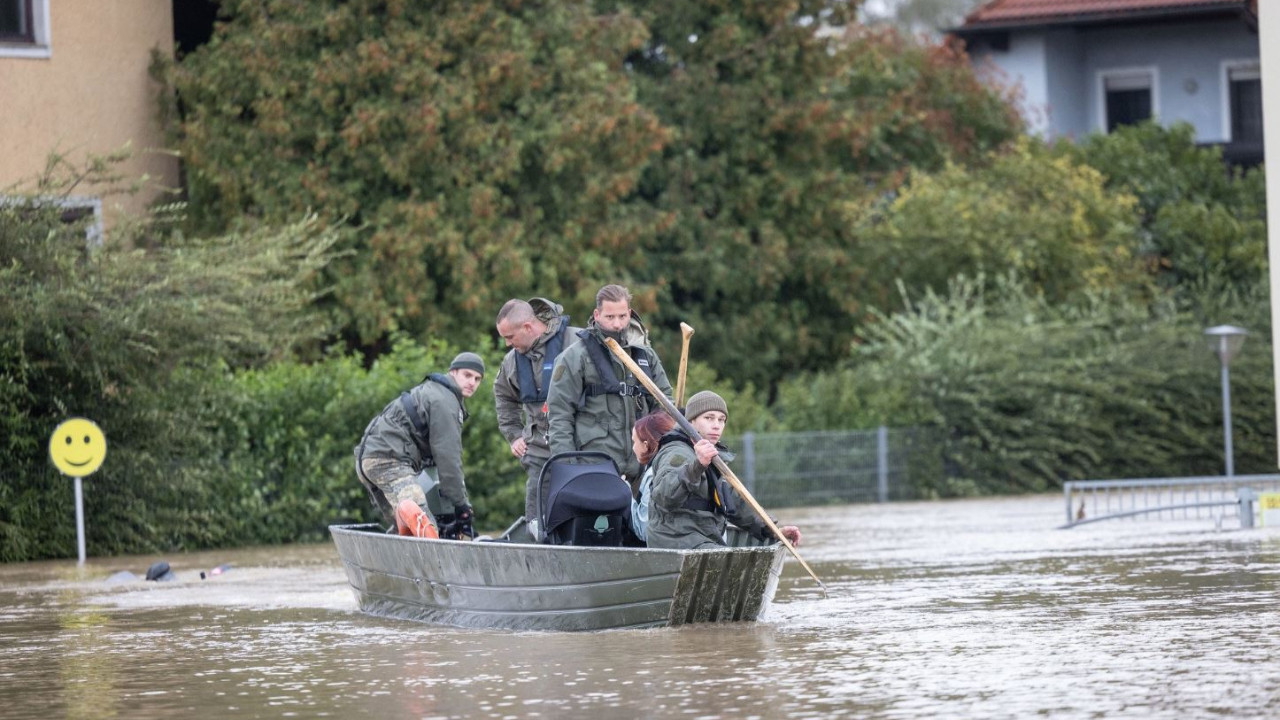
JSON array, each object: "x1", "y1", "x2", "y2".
[{"x1": 49, "y1": 418, "x2": 107, "y2": 566}]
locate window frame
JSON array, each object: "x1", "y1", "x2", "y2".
[
  {"x1": 0, "y1": 0, "x2": 50, "y2": 59},
  {"x1": 1220, "y1": 58, "x2": 1261, "y2": 143},
  {"x1": 2, "y1": 194, "x2": 104, "y2": 246},
  {"x1": 1096, "y1": 66, "x2": 1160, "y2": 134}
]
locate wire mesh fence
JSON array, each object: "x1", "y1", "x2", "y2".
[{"x1": 728, "y1": 427, "x2": 939, "y2": 508}]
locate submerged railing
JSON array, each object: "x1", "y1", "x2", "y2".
[{"x1": 1061, "y1": 474, "x2": 1280, "y2": 529}]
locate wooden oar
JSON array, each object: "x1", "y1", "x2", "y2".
[
  {"x1": 604, "y1": 338, "x2": 828, "y2": 596},
  {"x1": 675, "y1": 322, "x2": 694, "y2": 407}
]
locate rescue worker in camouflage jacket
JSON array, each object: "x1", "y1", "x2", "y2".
[
  {"x1": 546, "y1": 284, "x2": 673, "y2": 489},
  {"x1": 493, "y1": 297, "x2": 583, "y2": 526},
  {"x1": 646, "y1": 390, "x2": 802, "y2": 550},
  {"x1": 354, "y1": 352, "x2": 485, "y2": 538}
]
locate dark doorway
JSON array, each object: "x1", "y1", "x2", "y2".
[{"x1": 173, "y1": 0, "x2": 219, "y2": 57}]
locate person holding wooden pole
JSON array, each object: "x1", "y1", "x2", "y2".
[
  {"x1": 604, "y1": 338, "x2": 824, "y2": 592},
  {"x1": 644, "y1": 390, "x2": 802, "y2": 550}
]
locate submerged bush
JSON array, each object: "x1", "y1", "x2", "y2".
[{"x1": 775, "y1": 277, "x2": 1274, "y2": 497}]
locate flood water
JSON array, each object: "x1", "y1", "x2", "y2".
[{"x1": 3, "y1": 495, "x2": 1279, "y2": 719}]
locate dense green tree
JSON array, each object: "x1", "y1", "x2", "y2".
[
  {"x1": 610, "y1": 4, "x2": 1022, "y2": 390},
  {"x1": 160, "y1": 1, "x2": 1022, "y2": 391},
  {"x1": 161, "y1": 0, "x2": 667, "y2": 347},
  {"x1": 1056, "y1": 123, "x2": 1267, "y2": 292},
  {"x1": 852, "y1": 139, "x2": 1151, "y2": 313}
]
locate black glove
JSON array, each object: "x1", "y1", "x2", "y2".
[{"x1": 441, "y1": 504, "x2": 475, "y2": 540}]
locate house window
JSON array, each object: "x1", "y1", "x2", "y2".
[
  {"x1": 1227, "y1": 63, "x2": 1262, "y2": 143},
  {"x1": 1103, "y1": 70, "x2": 1154, "y2": 132},
  {"x1": 0, "y1": 0, "x2": 33, "y2": 42},
  {"x1": 1, "y1": 195, "x2": 103, "y2": 245},
  {"x1": 59, "y1": 196, "x2": 104, "y2": 245},
  {"x1": 0, "y1": 0, "x2": 49, "y2": 58}
]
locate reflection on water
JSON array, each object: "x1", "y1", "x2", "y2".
[{"x1": 2, "y1": 495, "x2": 1279, "y2": 719}]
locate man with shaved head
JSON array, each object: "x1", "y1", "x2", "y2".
[{"x1": 494, "y1": 297, "x2": 582, "y2": 533}]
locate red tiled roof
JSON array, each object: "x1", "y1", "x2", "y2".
[{"x1": 962, "y1": 0, "x2": 1255, "y2": 28}]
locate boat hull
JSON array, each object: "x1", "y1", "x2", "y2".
[{"x1": 329, "y1": 524, "x2": 785, "y2": 631}]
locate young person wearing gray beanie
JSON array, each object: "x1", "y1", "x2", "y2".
[{"x1": 643, "y1": 389, "x2": 802, "y2": 549}]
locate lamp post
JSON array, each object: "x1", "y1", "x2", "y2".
[{"x1": 1204, "y1": 325, "x2": 1248, "y2": 477}]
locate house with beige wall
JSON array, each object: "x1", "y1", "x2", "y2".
[{"x1": 1, "y1": 0, "x2": 180, "y2": 236}]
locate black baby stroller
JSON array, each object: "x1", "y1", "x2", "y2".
[{"x1": 535, "y1": 451, "x2": 632, "y2": 546}]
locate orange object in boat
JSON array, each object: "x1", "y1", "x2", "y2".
[{"x1": 395, "y1": 499, "x2": 438, "y2": 539}]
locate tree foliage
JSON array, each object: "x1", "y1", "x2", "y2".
[
  {"x1": 159, "y1": 0, "x2": 1023, "y2": 390},
  {"x1": 623, "y1": 7, "x2": 1023, "y2": 389},
  {"x1": 853, "y1": 139, "x2": 1150, "y2": 313},
  {"x1": 1056, "y1": 122, "x2": 1267, "y2": 291},
  {"x1": 162, "y1": 0, "x2": 667, "y2": 346}
]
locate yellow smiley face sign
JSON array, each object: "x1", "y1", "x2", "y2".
[{"x1": 49, "y1": 418, "x2": 107, "y2": 477}]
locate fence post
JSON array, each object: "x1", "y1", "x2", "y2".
[
  {"x1": 877, "y1": 425, "x2": 889, "y2": 503},
  {"x1": 742, "y1": 431, "x2": 756, "y2": 493}
]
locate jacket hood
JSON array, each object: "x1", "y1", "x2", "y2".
[
  {"x1": 527, "y1": 297, "x2": 564, "y2": 325},
  {"x1": 524, "y1": 298, "x2": 569, "y2": 354}
]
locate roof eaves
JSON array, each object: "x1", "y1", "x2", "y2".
[{"x1": 950, "y1": 4, "x2": 1253, "y2": 37}]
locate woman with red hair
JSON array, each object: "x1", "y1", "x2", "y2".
[{"x1": 629, "y1": 411, "x2": 677, "y2": 543}]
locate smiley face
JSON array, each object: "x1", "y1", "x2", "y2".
[{"x1": 49, "y1": 418, "x2": 107, "y2": 477}]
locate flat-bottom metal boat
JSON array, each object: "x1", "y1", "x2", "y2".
[{"x1": 329, "y1": 523, "x2": 786, "y2": 631}]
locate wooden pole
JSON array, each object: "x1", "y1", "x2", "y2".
[
  {"x1": 675, "y1": 322, "x2": 694, "y2": 407},
  {"x1": 604, "y1": 338, "x2": 828, "y2": 596}
]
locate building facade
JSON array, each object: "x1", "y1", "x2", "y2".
[
  {"x1": 954, "y1": 0, "x2": 1260, "y2": 162},
  {"x1": 0, "y1": 0, "x2": 180, "y2": 233}
]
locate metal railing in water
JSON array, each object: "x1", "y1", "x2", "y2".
[{"x1": 1061, "y1": 474, "x2": 1280, "y2": 529}]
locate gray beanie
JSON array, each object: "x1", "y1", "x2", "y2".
[
  {"x1": 684, "y1": 390, "x2": 727, "y2": 421},
  {"x1": 449, "y1": 351, "x2": 486, "y2": 377}
]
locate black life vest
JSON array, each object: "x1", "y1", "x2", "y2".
[
  {"x1": 513, "y1": 317, "x2": 570, "y2": 404},
  {"x1": 579, "y1": 329, "x2": 655, "y2": 401}
]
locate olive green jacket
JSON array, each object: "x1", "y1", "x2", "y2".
[
  {"x1": 493, "y1": 298, "x2": 582, "y2": 460},
  {"x1": 355, "y1": 374, "x2": 470, "y2": 507},
  {"x1": 545, "y1": 315, "x2": 672, "y2": 480},
  {"x1": 645, "y1": 431, "x2": 769, "y2": 550}
]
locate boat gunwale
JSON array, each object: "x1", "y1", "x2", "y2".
[{"x1": 328, "y1": 523, "x2": 782, "y2": 559}]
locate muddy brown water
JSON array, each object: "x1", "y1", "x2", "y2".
[{"x1": 2, "y1": 495, "x2": 1279, "y2": 719}]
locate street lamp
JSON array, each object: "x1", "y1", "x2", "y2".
[{"x1": 1204, "y1": 325, "x2": 1248, "y2": 476}]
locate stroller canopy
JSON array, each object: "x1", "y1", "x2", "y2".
[{"x1": 539, "y1": 452, "x2": 632, "y2": 537}]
